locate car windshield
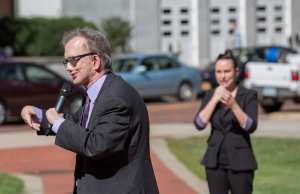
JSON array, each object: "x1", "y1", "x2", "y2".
[
  {"x1": 112, "y1": 58, "x2": 137, "y2": 72},
  {"x1": 232, "y1": 48, "x2": 257, "y2": 63}
]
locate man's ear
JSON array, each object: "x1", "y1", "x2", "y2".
[{"x1": 92, "y1": 55, "x2": 101, "y2": 70}]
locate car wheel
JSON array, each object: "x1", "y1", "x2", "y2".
[
  {"x1": 0, "y1": 101, "x2": 6, "y2": 125},
  {"x1": 67, "y1": 95, "x2": 84, "y2": 115},
  {"x1": 178, "y1": 82, "x2": 193, "y2": 101},
  {"x1": 261, "y1": 102, "x2": 283, "y2": 112}
]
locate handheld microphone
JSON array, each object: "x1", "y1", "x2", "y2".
[{"x1": 45, "y1": 82, "x2": 73, "y2": 136}]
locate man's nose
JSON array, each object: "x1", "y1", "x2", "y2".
[{"x1": 65, "y1": 63, "x2": 73, "y2": 72}]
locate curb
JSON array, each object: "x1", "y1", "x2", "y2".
[
  {"x1": 11, "y1": 173, "x2": 44, "y2": 194},
  {"x1": 150, "y1": 139, "x2": 209, "y2": 194}
]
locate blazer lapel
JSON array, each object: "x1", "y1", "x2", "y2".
[
  {"x1": 235, "y1": 85, "x2": 244, "y2": 106},
  {"x1": 87, "y1": 73, "x2": 116, "y2": 129},
  {"x1": 96, "y1": 72, "x2": 116, "y2": 100}
]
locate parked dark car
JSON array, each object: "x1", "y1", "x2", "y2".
[
  {"x1": 201, "y1": 46, "x2": 297, "y2": 91},
  {"x1": 112, "y1": 53, "x2": 203, "y2": 101},
  {"x1": 0, "y1": 62, "x2": 86, "y2": 125}
]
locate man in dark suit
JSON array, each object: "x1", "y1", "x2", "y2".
[{"x1": 21, "y1": 26, "x2": 159, "y2": 194}]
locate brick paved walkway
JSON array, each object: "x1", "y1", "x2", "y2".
[
  {"x1": 0, "y1": 145, "x2": 75, "y2": 194},
  {"x1": 0, "y1": 143, "x2": 198, "y2": 194}
]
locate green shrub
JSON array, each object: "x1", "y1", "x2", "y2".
[
  {"x1": 101, "y1": 16, "x2": 132, "y2": 53},
  {"x1": 0, "y1": 17, "x2": 97, "y2": 56}
]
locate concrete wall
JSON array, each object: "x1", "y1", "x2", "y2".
[
  {"x1": 134, "y1": 0, "x2": 160, "y2": 52},
  {"x1": 62, "y1": 0, "x2": 130, "y2": 27},
  {"x1": 198, "y1": 0, "x2": 210, "y2": 69},
  {"x1": 243, "y1": 0, "x2": 256, "y2": 47},
  {"x1": 62, "y1": 0, "x2": 160, "y2": 52},
  {"x1": 17, "y1": 0, "x2": 62, "y2": 18},
  {"x1": 291, "y1": 0, "x2": 300, "y2": 50}
]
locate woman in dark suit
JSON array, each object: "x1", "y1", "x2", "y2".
[{"x1": 194, "y1": 49, "x2": 258, "y2": 194}]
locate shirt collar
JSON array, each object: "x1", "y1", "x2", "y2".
[{"x1": 86, "y1": 74, "x2": 107, "y2": 104}]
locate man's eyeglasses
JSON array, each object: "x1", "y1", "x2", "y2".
[{"x1": 63, "y1": 53, "x2": 95, "y2": 68}]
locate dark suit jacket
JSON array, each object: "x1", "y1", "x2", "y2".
[
  {"x1": 38, "y1": 73, "x2": 159, "y2": 194},
  {"x1": 194, "y1": 85, "x2": 258, "y2": 171}
]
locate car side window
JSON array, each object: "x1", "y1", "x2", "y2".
[
  {"x1": 157, "y1": 57, "x2": 180, "y2": 69},
  {"x1": 139, "y1": 58, "x2": 158, "y2": 71},
  {"x1": 25, "y1": 65, "x2": 60, "y2": 84},
  {"x1": 0, "y1": 65, "x2": 24, "y2": 81},
  {"x1": 112, "y1": 58, "x2": 137, "y2": 72}
]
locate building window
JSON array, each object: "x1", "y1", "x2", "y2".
[
  {"x1": 163, "y1": 20, "x2": 171, "y2": 25},
  {"x1": 275, "y1": 27, "x2": 282, "y2": 33},
  {"x1": 275, "y1": 17, "x2": 282, "y2": 22},
  {"x1": 211, "y1": 8, "x2": 219, "y2": 13},
  {"x1": 211, "y1": 19, "x2": 220, "y2": 24},
  {"x1": 229, "y1": 7, "x2": 236, "y2": 13},
  {"x1": 229, "y1": 19, "x2": 236, "y2": 24},
  {"x1": 163, "y1": 9, "x2": 171, "y2": 14},
  {"x1": 274, "y1": 6, "x2": 282, "y2": 11},
  {"x1": 257, "y1": 28, "x2": 266, "y2": 33},
  {"x1": 212, "y1": 30, "x2": 220, "y2": 35},
  {"x1": 181, "y1": 31, "x2": 189, "y2": 36},
  {"x1": 181, "y1": 8, "x2": 188, "y2": 14},
  {"x1": 163, "y1": 31, "x2": 171, "y2": 36},
  {"x1": 181, "y1": 20, "x2": 188, "y2": 25},
  {"x1": 257, "y1": 6, "x2": 266, "y2": 12},
  {"x1": 257, "y1": 17, "x2": 266, "y2": 22}
]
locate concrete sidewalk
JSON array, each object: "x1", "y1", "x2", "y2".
[{"x1": 0, "y1": 119, "x2": 299, "y2": 194}]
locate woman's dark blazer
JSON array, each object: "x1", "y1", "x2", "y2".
[{"x1": 194, "y1": 85, "x2": 258, "y2": 171}]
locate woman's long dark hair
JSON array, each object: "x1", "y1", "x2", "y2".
[{"x1": 216, "y1": 49, "x2": 238, "y2": 69}]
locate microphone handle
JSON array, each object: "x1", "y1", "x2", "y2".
[{"x1": 45, "y1": 96, "x2": 67, "y2": 136}]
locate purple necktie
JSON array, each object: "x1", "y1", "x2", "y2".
[
  {"x1": 74, "y1": 93, "x2": 91, "y2": 194},
  {"x1": 80, "y1": 93, "x2": 91, "y2": 127}
]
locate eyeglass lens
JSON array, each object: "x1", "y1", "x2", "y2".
[{"x1": 63, "y1": 58, "x2": 76, "y2": 67}]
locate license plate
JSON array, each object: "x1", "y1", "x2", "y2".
[
  {"x1": 262, "y1": 87, "x2": 277, "y2": 96},
  {"x1": 201, "y1": 82, "x2": 212, "y2": 90}
]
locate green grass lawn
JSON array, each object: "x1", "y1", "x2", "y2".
[
  {"x1": 0, "y1": 173, "x2": 24, "y2": 194},
  {"x1": 166, "y1": 136, "x2": 300, "y2": 194}
]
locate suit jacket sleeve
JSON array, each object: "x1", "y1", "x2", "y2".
[
  {"x1": 244, "y1": 90, "x2": 258, "y2": 133},
  {"x1": 37, "y1": 108, "x2": 82, "y2": 136},
  {"x1": 194, "y1": 89, "x2": 214, "y2": 130},
  {"x1": 54, "y1": 96, "x2": 131, "y2": 160}
]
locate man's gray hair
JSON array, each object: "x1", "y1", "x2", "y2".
[{"x1": 61, "y1": 26, "x2": 113, "y2": 73}]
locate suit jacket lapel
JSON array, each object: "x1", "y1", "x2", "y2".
[
  {"x1": 87, "y1": 73, "x2": 116, "y2": 129},
  {"x1": 96, "y1": 72, "x2": 116, "y2": 100},
  {"x1": 235, "y1": 85, "x2": 244, "y2": 106}
]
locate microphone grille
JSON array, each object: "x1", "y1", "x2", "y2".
[
  {"x1": 60, "y1": 82, "x2": 73, "y2": 98},
  {"x1": 62, "y1": 82, "x2": 73, "y2": 93}
]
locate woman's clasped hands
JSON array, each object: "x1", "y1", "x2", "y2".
[{"x1": 213, "y1": 85, "x2": 237, "y2": 109}]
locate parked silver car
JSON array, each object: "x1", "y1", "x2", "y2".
[{"x1": 112, "y1": 53, "x2": 203, "y2": 101}]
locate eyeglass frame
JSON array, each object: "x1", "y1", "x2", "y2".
[{"x1": 63, "y1": 53, "x2": 95, "y2": 68}]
